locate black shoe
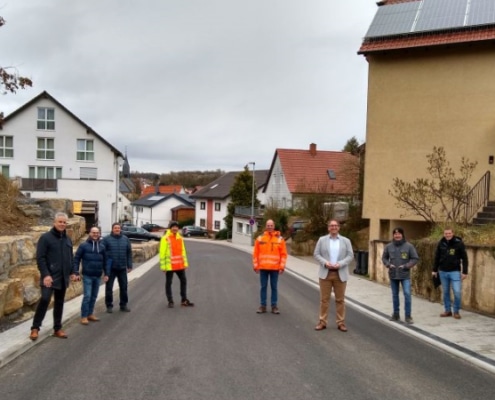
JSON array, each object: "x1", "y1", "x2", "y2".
[
  {"x1": 389, "y1": 314, "x2": 400, "y2": 321},
  {"x1": 181, "y1": 299, "x2": 194, "y2": 307},
  {"x1": 120, "y1": 306, "x2": 131, "y2": 312},
  {"x1": 168, "y1": 301, "x2": 174, "y2": 308},
  {"x1": 106, "y1": 307, "x2": 113, "y2": 314}
]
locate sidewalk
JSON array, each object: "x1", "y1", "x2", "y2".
[{"x1": 1, "y1": 239, "x2": 494, "y2": 374}]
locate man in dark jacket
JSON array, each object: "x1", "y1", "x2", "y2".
[
  {"x1": 30, "y1": 212, "x2": 76, "y2": 340},
  {"x1": 102, "y1": 222, "x2": 133, "y2": 313},
  {"x1": 382, "y1": 227, "x2": 419, "y2": 324},
  {"x1": 433, "y1": 228, "x2": 468, "y2": 319},
  {"x1": 73, "y1": 226, "x2": 109, "y2": 325}
]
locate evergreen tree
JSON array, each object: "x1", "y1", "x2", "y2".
[
  {"x1": 224, "y1": 167, "x2": 260, "y2": 232},
  {"x1": 342, "y1": 136, "x2": 361, "y2": 155}
]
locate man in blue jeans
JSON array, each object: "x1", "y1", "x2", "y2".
[
  {"x1": 103, "y1": 223, "x2": 133, "y2": 313},
  {"x1": 73, "y1": 227, "x2": 109, "y2": 324},
  {"x1": 382, "y1": 227, "x2": 419, "y2": 324},
  {"x1": 253, "y1": 220, "x2": 287, "y2": 314},
  {"x1": 433, "y1": 228, "x2": 468, "y2": 319}
]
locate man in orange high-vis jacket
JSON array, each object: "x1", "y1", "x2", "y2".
[
  {"x1": 160, "y1": 221, "x2": 194, "y2": 308},
  {"x1": 253, "y1": 219, "x2": 287, "y2": 314}
]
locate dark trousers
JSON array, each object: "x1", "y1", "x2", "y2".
[
  {"x1": 31, "y1": 285, "x2": 67, "y2": 331},
  {"x1": 105, "y1": 268, "x2": 128, "y2": 308},
  {"x1": 165, "y1": 270, "x2": 187, "y2": 302}
]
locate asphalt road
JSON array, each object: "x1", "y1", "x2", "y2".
[{"x1": 1, "y1": 242, "x2": 494, "y2": 400}]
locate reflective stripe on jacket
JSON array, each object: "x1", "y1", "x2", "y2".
[
  {"x1": 159, "y1": 230, "x2": 188, "y2": 271},
  {"x1": 252, "y1": 230, "x2": 287, "y2": 271}
]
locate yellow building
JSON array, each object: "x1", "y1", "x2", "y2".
[{"x1": 359, "y1": 0, "x2": 495, "y2": 241}]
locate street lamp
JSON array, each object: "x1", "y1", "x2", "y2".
[{"x1": 248, "y1": 162, "x2": 256, "y2": 245}]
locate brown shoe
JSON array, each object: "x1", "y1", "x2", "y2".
[
  {"x1": 453, "y1": 313, "x2": 461, "y2": 319},
  {"x1": 53, "y1": 330, "x2": 68, "y2": 339},
  {"x1": 256, "y1": 306, "x2": 267, "y2": 314},
  {"x1": 29, "y1": 328, "x2": 39, "y2": 341},
  {"x1": 338, "y1": 323, "x2": 348, "y2": 332},
  {"x1": 87, "y1": 315, "x2": 100, "y2": 322},
  {"x1": 80, "y1": 318, "x2": 89, "y2": 325},
  {"x1": 440, "y1": 311, "x2": 452, "y2": 317},
  {"x1": 314, "y1": 322, "x2": 326, "y2": 331},
  {"x1": 271, "y1": 306, "x2": 280, "y2": 314}
]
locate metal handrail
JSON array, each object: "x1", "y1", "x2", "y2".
[{"x1": 464, "y1": 171, "x2": 490, "y2": 223}]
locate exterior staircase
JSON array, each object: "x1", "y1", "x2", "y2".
[{"x1": 472, "y1": 201, "x2": 495, "y2": 225}]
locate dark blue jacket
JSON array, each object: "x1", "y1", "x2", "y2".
[
  {"x1": 36, "y1": 227, "x2": 74, "y2": 289},
  {"x1": 73, "y1": 237, "x2": 109, "y2": 277},
  {"x1": 102, "y1": 233, "x2": 133, "y2": 270}
]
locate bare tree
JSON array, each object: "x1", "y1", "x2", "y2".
[{"x1": 389, "y1": 146, "x2": 478, "y2": 224}]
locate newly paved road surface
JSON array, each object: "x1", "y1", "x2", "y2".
[{"x1": 0, "y1": 242, "x2": 494, "y2": 400}]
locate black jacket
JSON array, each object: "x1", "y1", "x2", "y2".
[
  {"x1": 36, "y1": 227, "x2": 74, "y2": 289},
  {"x1": 434, "y1": 236, "x2": 468, "y2": 274},
  {"x1": 73, "y1": 237, "x2": 109, "y2": 277}
]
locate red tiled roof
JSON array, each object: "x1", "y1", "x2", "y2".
[
  {"x1": 359, "y1": 26, "x2": 495, "y2": 54},
  {"x1": 140, "y1": 185, "x2": 183, "y2": 197},
  {"x1": 273, "y1": 145, "x2": 358, "y2": 195}
]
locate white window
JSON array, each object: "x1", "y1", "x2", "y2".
[
  {"x1": 80, "y1": 167, "x2": 97, "y2": 180},
  {"x1": 29, "y1": 166, "x2": 62, "y2": 179},
  {"x1": 77, "y1": 139, "x2": 95, "y2": 161},
  {"x1": 0, "y1": 136, "x2": 14, "y2": 158},
  {"x1": 37, "y1": 107, "x2": 55, "y2": 130},
  {"x1": 246, "y1": 224, "x2": 252, "y2": 234},
  {"x1": 214, "y1": 220, "x2": 220, "y2": 230},
  {"x1": 236, "y1": 222, "x2": 243, "y2": 233},
  {"x1": 215, "y1": 202, "x2": 221, "y2": 211},
  {"x1": 200, "y1": 218, "x2": 206, "y2": 227},
  {"x1": 1, "y1": 165, "x2": 10, "y2": 178},
  {"x1": 200, "y1": 202, "x2": 206, "y2": 210},
  {"x1": 136, "y1": 206, "x2": 143, "y2": 213},
  {"x1": 37, "y1": 138, "x2": 55, "y2": 160}
]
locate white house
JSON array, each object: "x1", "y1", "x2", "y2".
[
  {"x1": 131, "y1": 192, "x2": 194, "y2": 228},
  {"x1": 190, "y1": 170, "x2": 268, "y2": 234},
  {"x1": 1, "y1": 91, "x2": 124, "y2": 231},
  {"x1": 264, "y1": 143, "x2": 358, "y2": 209}
]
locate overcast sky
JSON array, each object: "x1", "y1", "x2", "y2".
[{"x1": 1, "y1": 0, "x2": 377, "y2": 173}]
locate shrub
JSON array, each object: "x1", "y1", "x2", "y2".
[{"x1": 215, "y1": 228, "x2": 229, "y2": 240}]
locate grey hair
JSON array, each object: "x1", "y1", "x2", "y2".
[{"x1": 54, "y1": 212, "x2": 68, "y2": 220}]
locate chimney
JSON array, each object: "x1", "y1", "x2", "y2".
[{"x1": 309, "y1": 143, "x2": 317, "y2": 157}]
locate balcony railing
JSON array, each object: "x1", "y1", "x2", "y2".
[
  {"x1": 234, "y1": 206, "x2": 262, "y2": 217},
  {"x1": 20, "y1": 178, "x2": 58, "y2": 191}
]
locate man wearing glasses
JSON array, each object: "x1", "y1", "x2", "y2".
[{"x1": 313, "y1": 220, "x2": 354, "y2": 332}]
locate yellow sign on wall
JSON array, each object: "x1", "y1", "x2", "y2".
[{"x1": 73, "y1": 201, "x2": 82, "y2": 213}]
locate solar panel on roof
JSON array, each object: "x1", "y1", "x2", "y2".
[
  {"x1": 469, "y1": 0, "x2": 495, "y2": 26},
  {"x1": 414, "y1": 0, "x2": 466, "y2": 32},
  {"x1": 364, "y1": 0, "x2": 495, "y2": 39},
  {"x1": 365, "y1": 2, "x2": 420, "y2": 38}
]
